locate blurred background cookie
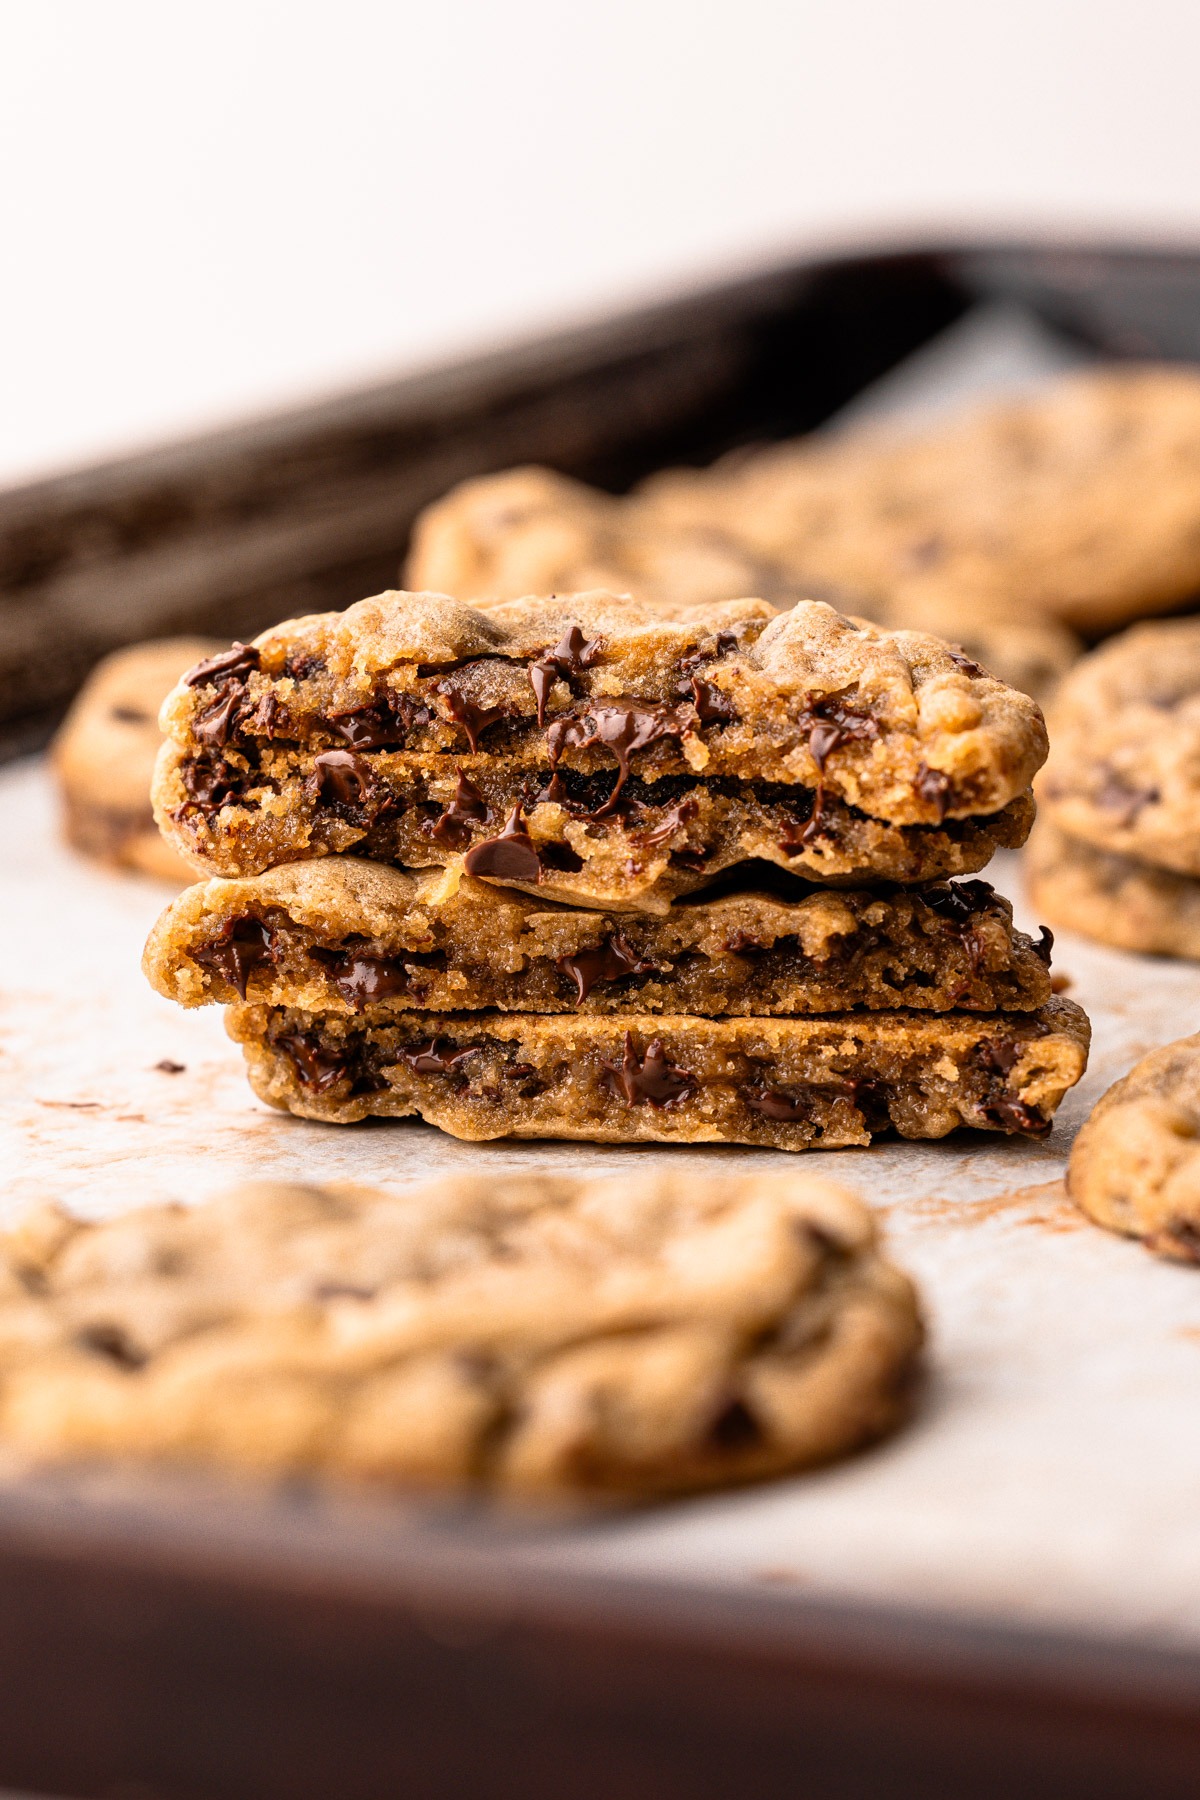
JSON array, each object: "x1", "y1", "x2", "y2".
[{"x1": 51, "y1": 638, "x2": 221, "y2": 883}]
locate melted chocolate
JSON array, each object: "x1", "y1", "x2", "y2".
[
  {"x1": 192, "y1": 682, "x2": 245, "y2": 749},
  {"x1": 179, "y1": 754, "x2": 240, "y2": 816},
  {"x1": 329, "y1": 693, "x2": 428, "y2": 750},
  {"x1": 546, "y1": 699, "x2": 692, "y2": 816},
  {"x1": 914, "y1": 764, "x2": 953, "y2": 820},
  {"x1": 438, "y1": 683, "x2": 506, "y2": 752},
  {"x1": 556, "y1": 933, "x2": 658, "y2": 1004},
  {"x1": 601, "y1": 1033, "x2": 694, "y2": 1106},
  {"x1": 184, "y1": 643, "x2": 260, "y2": 688},
  {"x1": 191, "y1": 915, "x2": 276, "y2": 998},
  {"x1": 981, "y1": 1096, "x2": 1049, "y2": 1137},
  {"x1": 313, "y1": 950, "x2": 410, "y2": 1010},
  {"x1": 640, "y1": 799, "x2": 698, "y2": 848},
  {"x1": 400, "y1": 1038, "x2": 479, "y2": 1076},
  {"x1": 312, "y1": 749, "x2": 375, "y2": 807},
  {"x1": 427, "y1": 770, "x2": 490, "y2": 848},
  {"x1": 529, "y1": 626, "x2": 605, "y2": 722},
  {"x1": 742, "y1": 1084, "x2": 812, "y2": 1122},
  {"x1": 462, "y1": 803, "x2": 541, "y2": 882},
  {"x1": 275, "y1": 1031, "x2": 355, "y2": 1093},
  {"x1": 529, "y1": 662, "x2": 556, "y2": 727},
  {"x1": 722, "y1": 929, "x2": 767, "y2": 955},
  {"x1": 284, "y1": 651, "x2": 326, "y2": 681},
  {"x1": 1033, "y1": 925, "x2": 1054, "y2": 964},
  {"x1": 922, "y1": 879, "x2": 995, "y2": 922},
  {"x1": 684, "y1": 677, "x2": 738, "y2": 726},
  {"x1": 244, "y1": 691, "x2": 292, "y2": 739}
]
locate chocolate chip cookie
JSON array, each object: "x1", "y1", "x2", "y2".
[
  {"x1": 230, "y1": 997, "x2": 1090, "y2": 1147},
  {"x1": 52, "y1": 638, "x2": 223, "y2": 882},
  {"x1": 1039, "y1": 619, "x2": 1200, "y2": 876},
  {"x1": 143, "y1": 858, "x2": 1055, "y2": 1017},
  {"x1": 1025, "y1": 819, "x2": 1200, "y2": 960},
  {"x1": 151, "y1": 592, "x2": 1044, "y2": 906},
  {"x1": 0, "y1": 1171, "x2": 923, "y2": 1498},
  {"x1": 1068, "y1": 1034, "x2": 1200, "y2": 1263}
]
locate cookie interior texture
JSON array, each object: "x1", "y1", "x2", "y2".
[
  {"x1": 229, "y1": 999, "x2": 1091, "y2": 1148},
  {"x1": 144, "y1": 858, "x2": 1055, "y2": 1018},
  {"x1": 151, "y1": 592, "x2": 1046, "y2": 882},
  {"x1": 1039, "y1": 618, "x2": 1200, "y2": 878},
  {"x1": 1068, "y1": 1034, "x2": 1200, "y2": 1263},
  {"x1": 0, "y1": 1172, "x2": 923, "y2": 1499},
  {"x1": 52, "y1": 637, "x2": 223, "y2": 882},
  {"x1": 1025, "y1": 819, "x2": 1200, "y2": 960},
  {"x1": 405, "y1": 465, "x2": 1081, "y2": 700}
]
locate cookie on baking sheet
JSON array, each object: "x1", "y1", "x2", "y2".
[
  {"x1": 1068, "y1": 1035, "x2": 1200, "y2": 1264},
  {"x1": 52, "y1": 638, "x2": 223, "y2": 883},
  {"x1": 0, "y1": 1171, "x2": 923, "y2": 1499},
  {"x1": 228, "y1": 998, "x2": 1090, "y2": 1148},
  {"x1": 1038, "y1": 619, "x2": 1200, "y2": 877},
  {"x1": 1025, "y1": 819, "x2": 1200, "y2": 960}
]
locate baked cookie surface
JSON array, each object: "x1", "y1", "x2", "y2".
[
  {"x1": 230, "y1": 998, "x2": 1090, "y2": 1148},
  {"x1": 52, "y1": 638, "x2": 223, "y2": 882},
  {"x1": 1068, "y1": 1034, "x2": 1200, "y2": 1263},
  {"x1": 144, "y1": 858, "x2": 1055, "y2": 1018},
  {"x1": 1039, "y1": 619, "x2": 1200, "y2": 875},
  {"x1": 151, "y1": 591, "x2": 1044, "y2": 899},
  {"x1": 1025, "y1": 820, "x2": 1200, "y2": 960},
  {"x1": 0, "y1": 1171, "x2": 922, "y2": 1499}
]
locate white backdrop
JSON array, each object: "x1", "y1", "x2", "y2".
[{"x1": 1, "y1": 0, "x2": 1198, "y2": 485}]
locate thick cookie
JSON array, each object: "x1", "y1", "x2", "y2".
[
  {"x1": 144, "y1": 859, "x2": 1054, "y2": 1017},
  {"x1": 151, "y1": 591, "x2": 1044, "y2": 902},
  {"x1": 1068, "y1": 1035, "x2": 1200, "y2": 1263},
  {"x1": 640, "y1": 366, "x2": 1200, "y2": 637},
  {"x1": 1025, "y1": 819, "x2": 1200, "y2": 959},
  {"x1": 406, "y1": 466, "x2": 1079, "y2": 700},
  {"x1": 1039, "y1": 619, "x2": 1200, "y2": 876},
  {"x1": 52, "y1": 639, "x2": 223, "y2": 882},
  {"x1": 230, "y1": 998, "x2": 1090, "y2": 1147},
  {"x1": 0, "y1": 1171, "x2": 923, "y2": 1498}
]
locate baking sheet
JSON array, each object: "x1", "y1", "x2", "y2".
[{"x1": 4, "y1": 751, "x2": 1200, "y2": 1651}]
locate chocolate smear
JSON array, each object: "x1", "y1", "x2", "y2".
[
  {"x1": 529, "y1": 662, "x2": 556, "y2": 727},
  {"x1": 427, "y1": 770, "x2": 490, "y2": 848},
  {"x1": 922, "y1": 879, "x2": 995, "y2": 923},
  {"x1": 329, "y1": 693, "x2": 428, "y2": 750},
  {"x1": 313, "y1": 749, "x2": 375, "y2": 807},
  {"x1": 684, "y1": 677, "x2": 738, "y2": 726},
  {"x1": 463, "y1": 802, "x2": 542, "y2": 882},
  {"x1": 314, "y1": 951, "x2": 410, "y2": 1011},
  {"x1": 556, "y1": 933, "x2": 658, "y2": 1004},
  {"x1": 743, "y1": 1084, "x2": 811, "y2": 1122},
  {"x1": 640, "y1": 798, "x2": 699, "y2": 848},
  {"x1": 546, "y1": 699, "x2": 692, "y2": 817},
  {"x1": 184, "y1": 642, "x2": 260, "y2": 688},
  {"x1": 178, "y1": 754, "x2": 240, "y2": 817},
  {"x1": 191, "y1": 916, "x2": 276, "y2": 998},
  {"x1": 192, "y1": 682, "x2": 245, "y2": 750},
  {"x1": 530, "y1": 625, "x2": 605, "y2": 720},
  {"x1": 400, "y1": 1038, "x2": 479, "y2": 1076},
  {"x1": 601, "y1": 1033, "x2": 694, "y2": 1106},
  {"x1": 275, "y1": 1032, "x2": 355, "y2": 1093},
  {"x1": 438, "y1": 683, "x2": 506, "y2": 752}
]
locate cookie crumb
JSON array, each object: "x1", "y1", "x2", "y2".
[{"x1": 154, "y1": 1059, "x2": 186, "y2": 1074}]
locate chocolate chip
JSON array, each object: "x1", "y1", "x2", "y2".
[
  {"x1": 914, "y1": 764, "x2": 953, "y2": 819},
  {"x1": 545, "y1": 625, "x2": 604, "y2": 676},
  {"x1": 546, "y1": 700, "x2": 692, "y2": 817},
  {"x1": 798, "y1": 690, "x2": 879, "y2": 773},
  {"x1": 639, "y1": 799, "x2": 699, "y2": 848},
  {"x1": 191, "y1": 915, "x2": 276, "y2": 998},
  {"x1": 981, "y1": 1096, "x2": 1050, "y2": 1137},
  {"x1": 400, "y1": 1038, "x2": 479, "y2": 1076},
  {"x1": 154, "y1": 1059, "x2": 186, "y2": 1074},
  {"x1": 947, "y1": 646, "x2": 987, "y2": 678},
  {"x1": 329, "y1": 693, "x2": 428, "y2": 750},
  {"x1": 532, "y1": 770, "x2": 571, "y2": 806},
  {"x1": 426, "y1": 770, "x2": 490, "y2": 848},
  {"x1": 684, "y1": 677, "x2": 738, "y2": 726},
  {"x1": 438, "y1": 683, "x2": 506, "y2": 752},
  {"x1": 275, "y1": 1031, "x2": 355, "y2": 1093},
  {"x1": 1093, "y1": 769, "x2": 1159, "y2": 826},
  {"x1": 742, "y1": 1084, "x2": 811, "y2": 1122},
  {"x1": 179, "y1": 754, "x2": 240, "y2": 815},
  {"x1": 977, "y1": 1037, "x2": 1021, "y2": 1078},
  {"x1": 723, "y1": 930, "x2": 767, "y2": 955},
  {"x1": 537, "y1": 840, "x2": 584, "y2": 872},
  {"x1": 192, "y1": 682, "x2": 245, "y2": 749},
  {"x1": 529, "y1": 662, "x2": 556, "y2": 726},
  {"x1": 184, "y1": 643, "x2": 260, "y2": 688},
  {"x1": 463, "y1": 803, "x2": 541, "y2": 882},
  {"x1": 244, "y1": 691, "x2": 292, "y2": 739},
  {"x1": 601, "y1": 1033, "x2": 694, "y2": 1106},
  {"x1": 922, "y1": 879, "x2": 995, "y2": 922},
  {"x1": 75, "y1": 1322, "x2": 147, "y2": 1369},
  {"x1": 708, "y1": 1395, "x2": 763, "y2": 1450},
  {"x1": 556, "y1": 933, "x2": 658, "y2": 1004},
  {"x1": 285, "y1": 652, "x2": 326, "y2": 681},
  {"x1": 312, "y1": 748, "x2": 375, "y2": 807},
  {"x1": 315, "y1": 951, "x2": 410, "y2": 1011},
  {"x1": 1033, "y1": 925, "x2": 1054, "y2": 964}
]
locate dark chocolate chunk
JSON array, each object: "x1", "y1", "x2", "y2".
[
  {"x1": 313, "y1": 749, "x2": 375, "y2": 807},
  {"x1": 463, "y1": 802, "x2": 542, "y2": 882},
  {"x1": 922, "y1": 879, "x2": 996, "y2": 923},
  {"x1": 532, "y1": 769, "x2": 571, "y2": 806},
  {"x1": 797, "y1": 689, "x2": 879, "y2": 773},
  {"x1": 685, "y1": 677, "x2": 738, "y2": 726},
  {"x1": 313, "y1": 950, "x2": 410, "y2": 1011},
  {"x1": 243, "y1": 691, "x2": 292, "y2": 739},
  {"x1": 547, "y1": 699, "x2": 692, "y2": 816},
  {"x1": 977, "y1": 1037, "x2": 1021, "y2": 1079},
  {"x1": 555, "y1": 933, "x2": 658, "y2": 1004},
  {"x1": 284, "y1": 651, "x2": 326, "y2": 681},
  {"x1": 537, "y1": 839, "x2": 585, "y2": 872},
  {"x1": 601, "y1": 1033, "x2": 694, "y2": 1106},
  {"x1": 427, "y1": 770, "x2": 491, "y2": 848},
  {"x1": 438, "y1": 683, "x2": 506, "y2": 752},
  {"x1": 1033, "y1": 925, "x2": 1054, "y2": 964},
  {"x1": 400, "y1": 1038, "x2": 479, "y2": 1076},
  {"x1": 184, "y1": 642, "x2": 260, "y2": 688},
  {"x1": 530, "y1": 625, "x2": 605, "y2": 720},
  {"x1": 980, "y1": 1096, "x2": 1050, "y2": 1137},
  {"x1": 191, "y1": 915, "x2": 276, "y2": 998},
  {"x1": 914, "y1": 764, "x2": 953, "y2": 820},
  {"x1": 192, "y1": 682, "x2": 245, "y2": 749},
  {"x1": 75, "y1": 1322, "x2": 147, "y2": 1370},
  {"x1": 328, "y1": 692, "x2": 428, "y2": 750},
  {"x1": 640, "y1": 799, "x2": 699, "y2": 848},
  {"x1": 275, "y1": 1031, "x2": 355, "y2": 1093},
  {"x1": 742, "y1": 1084, "x2": 811, "y2": 1122},
  {"x1": 179, "y1": 753, "x2": 240, "y2": 816}
]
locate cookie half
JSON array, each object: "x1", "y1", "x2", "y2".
[
  {"x1": 144, "y1": 858, "x2": 1055, "y2": 1018},
  {"x1": 1068, "y1": 1034, "x2": 1200, "y2": 1263},
  {"x1": 0, "y1": 1171, "x2": 923, "y2": 1499},
  {"x1": 229, "y1": 999, "x2": 1090, "y2": 1147}
]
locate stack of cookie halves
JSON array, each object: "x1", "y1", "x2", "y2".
[{"x1": 144, "y1": 590, "x2": 1090, "y2": 1150}]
